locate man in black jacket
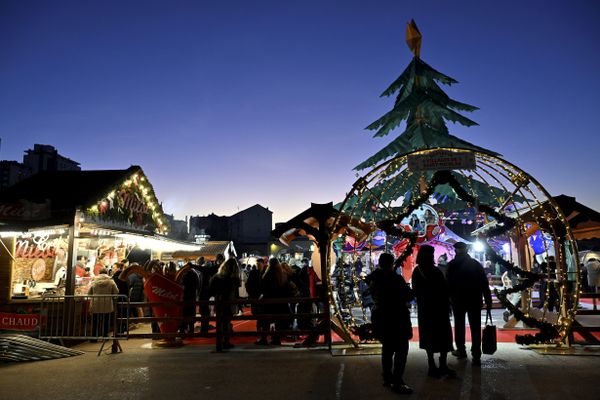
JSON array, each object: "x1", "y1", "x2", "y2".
[
  {"x1": 447, "y1": 242, "x2": 492, "y2": 366},
  {"x1": 367, "y1": 253, "x2": 414, "y2": 394}
]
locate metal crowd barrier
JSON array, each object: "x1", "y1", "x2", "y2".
[
  {"x1": 38, "y1": 294, "x2": 329, "y2": 353},
  {"x1": 124, "y1": 296, "x2": 329, "y2": 352},
  {"x1": 0, "y1": 334, "x2": 85, "y2": 362},
  {"x1": 39, "y1": 294, "x2": 129, "y2": 355},
  {"x1": 214, "y1": 296, "x2": 330, "y2": 352}
]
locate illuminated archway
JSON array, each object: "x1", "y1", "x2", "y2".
[{"x1": 330, "y1": 148, "x2": 580, "y2": 346}]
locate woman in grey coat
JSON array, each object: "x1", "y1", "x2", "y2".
[{"x1": 88, "y1": 267, "x2": 119, "y2": 339}]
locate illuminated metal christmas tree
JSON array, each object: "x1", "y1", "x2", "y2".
[
  {"x1": 330, "y1": 20, "x2": 580, "y2": 348},
  {"x1": 355, "y1": 19, "x2": 497, "y2": 172}
]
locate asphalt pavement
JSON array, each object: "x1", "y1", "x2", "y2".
[{"x1": 1, "y1": 339, "x2": 599, "y2": 400}]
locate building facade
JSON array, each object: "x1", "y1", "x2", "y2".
[
  {"x1": 23, "y1": 144, "x2": 80, "y2": 174},
  {"x1": 0, "y1": 161, "x2": 30, "y2": 190},
  {"x1": 0, "y1": 144, "x2": 80, "y2": 190},
  {"x1": 165, "y1": 214, "x2": 190, "y2": 242},
  {"x1": 190, "y1": 204, "x2": 273, "y2": 256}
]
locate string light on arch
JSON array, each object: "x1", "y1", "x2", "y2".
[{"x1": 331, "y1": 148, "x2": 580, "y2": 347}]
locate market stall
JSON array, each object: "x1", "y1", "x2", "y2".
[{"x1": 0, "y1": 166, "x2": 200, "y2": 323}]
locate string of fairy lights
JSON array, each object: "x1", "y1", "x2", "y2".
[
  {"x1": 86, "y1": 170, "x2": 170, "y2": 235},
  {"x1": 330, "y1": 148, "x2": 580, "y2": 346}
]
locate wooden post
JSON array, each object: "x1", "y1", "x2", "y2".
[
  {"x1": 313, "y1": 203, "x2": 333, "y2": 350},
  {"x1": 64, "y1": 224, "x2": 76, "y2": 297},
  {"x1": 62, "y1": 218, "x2": 78, "y2": 336},
  {"x1": 65, "y1": 209, "x2": 82, "y2": 297},
  {"x1": 0, "y1": 237, "x2": 15, "y2": 303}
]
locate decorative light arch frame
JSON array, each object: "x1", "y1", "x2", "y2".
[{"x1": 330, "y1": 148, "x2": 580, "y2": 346}]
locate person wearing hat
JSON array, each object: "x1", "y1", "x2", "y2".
[
  {"x1": 446, "y1": 242, "x2": 492, "y2": 366},
  {"x1": 366, "y1": 252, "x2": 414, "y2": 394}
]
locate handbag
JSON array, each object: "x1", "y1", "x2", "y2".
[{"x1": 482, "y1": 310, "x2": 497, "y2": 355}]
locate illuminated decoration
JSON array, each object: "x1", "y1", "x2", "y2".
[
  {"x1": 399, "y1": 203, "x2": 445, "y2": 243},
  {"x1": 333, "y1": 149, "x2": 579, "y2": 346},
  {"x1": 84, "y1": 168, "x2": 170, "y2": 235},
  {"x1": 328, "y1": 21, "x2": 579, "y2": 347},
  {"x1": 16, "y1": 234, "x2": 56, "y2": 259}
]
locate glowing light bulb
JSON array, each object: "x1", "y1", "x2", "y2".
[{"x1": 473, "y1": 241, "x2": 485, "y2": 253}]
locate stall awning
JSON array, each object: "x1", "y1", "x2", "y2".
[
  {"x1": 113, "y1": 232, "x2": 202, "y2": 253},
  {"x1": 171, "y1": 241, "x2": 236, "y2": 260}
]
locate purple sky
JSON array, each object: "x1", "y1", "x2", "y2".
[{"x1": 1, "y1": 1, "x2": 599, "y2": 225}]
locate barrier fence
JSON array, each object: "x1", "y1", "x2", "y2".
[
  {"x1": 40, "y1": 294, "x2": 129, "y2": 355},
  {"x1": 39, "y1": 294, "x2": 330, "y2": 353},
  {"x1": 569, "y1": 291, "x2": 600, "y2": 345},
  {"x1": 38, "y1": 293, "x2": 599, "y2": 351}
]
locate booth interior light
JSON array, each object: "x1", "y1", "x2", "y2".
[
  {"x1": 1, "y1": 227, "x2": 68, "y2": 238},
  {"x1": 0, "y1": 231, "x2": 22, "y2": 238}
]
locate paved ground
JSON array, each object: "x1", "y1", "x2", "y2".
[{"x1": 1, "y1": 340, "x2": 599, "y2": 400}]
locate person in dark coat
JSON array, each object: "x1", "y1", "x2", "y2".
[
  {"x1": 111, "y1": 262, "x2": 129, "y2": 334},
  {"x1": 366, "y1": 252, "x2": 414, "y2": 394},
  {"x1": 412, "y1": 245, "x2": 456, "y2": 378},
  {"x1": 180, "y1": 262, "x2": 202, "y2": 334},
  {"x1": 127, "y1": 265, "x2": 145, "y2": 319},
  {"x1": 111, "y1": 262, "x2": 129, "y2": 296},
  {"x1": 257, "y1": 258, "x2": 297, "y2": 345},
  {"x1": 209, "y1": 258, "x2": 241, "y2": 349},
  {"x1": 246, "y1": 258, "x2": 268, "y2": 342},
  {"x1": 295, "y1": 259, "x2": 314, "y2": 331},
  {"x1": 198, "y1": 256, "x2": 219, "y2": 334},
  {"x1": 446, "y1": 242, "x2": 492, "y2": 366}
]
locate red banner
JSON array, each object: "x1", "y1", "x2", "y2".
[
  {"x1": 0, "y1": 312, "x2": 40, "y2": 331},
  {"x1": 144, "y1": 274, "x2": 183, "y2": 334}
]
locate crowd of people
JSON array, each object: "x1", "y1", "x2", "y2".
[
  {"x1": 240, "y1": 256, "x2": 322, "y2": 347},
  {"x1": 86, "y1": 254, "x2": 323, "y2": 349}
]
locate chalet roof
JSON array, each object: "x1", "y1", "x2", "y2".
[
  {"x1": 553, "y1": 195, "x2": 600, "y2": 240},
  {"x1": 474, "y1": 194, "x2": 600, "y2": 241},
  {"x1": 1, "y1": 166, "x2": 139, "y2": 207},
  {"x1": 0, "y1": 165, "x2": 150, "y2": 228}
]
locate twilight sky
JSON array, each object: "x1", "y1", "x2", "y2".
[{"x1": 1, "y1": 1, "x2": 599, "y2": 225}]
